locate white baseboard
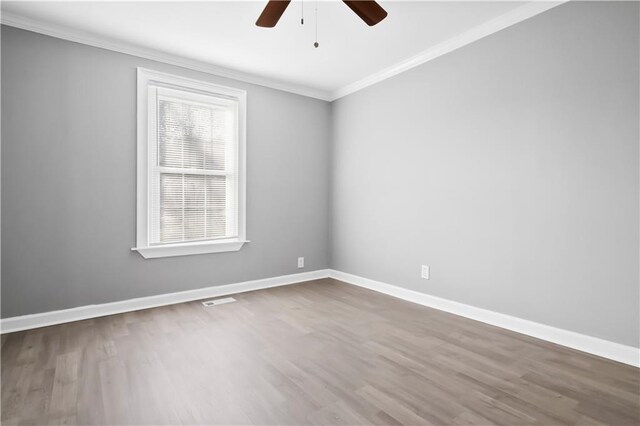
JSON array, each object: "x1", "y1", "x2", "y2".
[
  {"x1": 3, "y1": 268, "x2": 637, "y2": 368},
  {"x1": 329, "y1": 270, "x2": 639, "y2": 368},
  {"x1": 0, "y1": 269, "x2": 330, "y2": 334}
]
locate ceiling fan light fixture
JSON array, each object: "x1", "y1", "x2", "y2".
[{"x1": 255, "y1": 0, "x2": 388, "y2": 29}]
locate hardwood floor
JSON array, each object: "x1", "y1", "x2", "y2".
[{"x1": 1, "y1": 278, "x2": 638, "y2": 425}]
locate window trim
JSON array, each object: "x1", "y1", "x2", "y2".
[{"x1": 133, "y1": 68, "x2": 248, "y2": 259}]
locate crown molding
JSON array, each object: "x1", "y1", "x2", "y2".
[
  {"x1": 2, "y1": 2, "x2": 567, "y2": 103},
  {"x1": 329, "y1": 1, "x2": 568, "y2": 101},
  {"x1": 0, "y1": 11, "x2": 333, "y2": 102}
]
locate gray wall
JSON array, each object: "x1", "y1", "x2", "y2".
[
  {"x1": 2, "y1": 2, "x2": 638, "y2": 348},
  {"x1": 331, "y1": 1, "x2": 640, "y2": 347},
  {"x1": 1, "y1": 26, "x2": 331, "y2": 317}
]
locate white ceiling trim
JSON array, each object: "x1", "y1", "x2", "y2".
[
  {"x1": 0, "y1": 11, "x2": 333, "y2": 101},
  {"x1": 329, "y1": 1, "x2": 567, "y2": 101},
  {"x1": 2, "y1": 2, "x2": 566, "y2": 103}
]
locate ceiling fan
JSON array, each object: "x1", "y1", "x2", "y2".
[{"x1": 255, "y1": 0, "x2": 388, "y2": 28}]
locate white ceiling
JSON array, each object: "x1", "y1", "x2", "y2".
[{"x1": 2, "y1": 1, "x2": 544, "y2": 99}]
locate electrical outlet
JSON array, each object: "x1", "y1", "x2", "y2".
[
  {"x1": 298, "y1": 257, "x2": 305, "y2": 268},
  {"x1": 421, "y1": 265, "x2": 430, "y2": 280}
]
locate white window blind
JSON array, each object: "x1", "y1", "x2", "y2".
[{"x1": 148, "y1": 87, "x2": 239, "y2": 246}]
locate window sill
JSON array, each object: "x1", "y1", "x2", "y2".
[{"x1": 132, "y1": 239, "x2": 249, "y2": 259}]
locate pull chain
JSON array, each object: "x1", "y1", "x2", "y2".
[
  {"x1": 314, "y1": 0, "x2": 319, "y2": 48},
  {"x1": 301, "y1": 0, "x2": 304, "y2": 25}
]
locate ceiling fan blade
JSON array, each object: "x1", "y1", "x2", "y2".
[
  {"x1": 342, "y1": 1, "x2": 388, "y2": 26},
  {"x1": 256, "y1": 0, "x2": 292, "y2": 27}
]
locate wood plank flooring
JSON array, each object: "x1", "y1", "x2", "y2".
[{"x1": 2, "y1": 278, "x2": 639, "y2": 425}]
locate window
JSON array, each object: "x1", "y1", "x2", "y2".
[{"x1": 134, "y1": 68, "x2": 247, "y2": 258}]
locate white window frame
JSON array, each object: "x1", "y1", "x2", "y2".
[{"x1": 133, "y1": 68, "x2": 247, "y2": 259}]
